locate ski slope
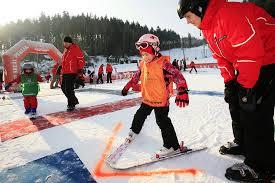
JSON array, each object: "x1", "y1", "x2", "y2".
[{"x1": 0, "y1": 65, "x2": 253, "y2": 183}]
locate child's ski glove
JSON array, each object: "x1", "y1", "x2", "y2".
[
  {"x1": 175, "y1": 88, "x2": 189, "y2": 108},
  {"x1": 121, "y1": 82, "x2": 132, "y2": 96}
]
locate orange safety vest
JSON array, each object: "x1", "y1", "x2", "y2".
[{"x1": 140, "y1": 56, "x2": 172, "y2": 107}]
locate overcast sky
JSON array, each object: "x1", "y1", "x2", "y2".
[{"x1": 0, "y1": 0, "x2": 203, "y2": 38}]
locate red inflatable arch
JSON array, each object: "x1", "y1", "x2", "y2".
[{"x1": 2, "y1": 40, "x2": 62, "y2": 83}]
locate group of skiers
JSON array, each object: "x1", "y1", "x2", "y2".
[
  {"x1": 3, "y1": 36, "x2": 115, "y2": 114},
  {"x1": 96, "y1": 63, "x2": 113, "y2": 84},
  {"x1": 172, "y1": 58, "x2": 197, "y2": 73}
]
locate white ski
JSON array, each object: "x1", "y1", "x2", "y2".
[
  {"x1": 105, "y1": 139, "x2": 133, "y2": 165},
  {"x1": 107, "y1": 146, "x2": 207, "y2": 170}
]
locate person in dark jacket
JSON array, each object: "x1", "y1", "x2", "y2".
[
  {"x1": 172, "y1": 59, "x2": 180, "y2": 70},
  {"x1": 0, "y1": 70, "x2": 3, "y2": 91},
  {"x1": 177, "y1": 0, "x2": 275, "y2": 182}
]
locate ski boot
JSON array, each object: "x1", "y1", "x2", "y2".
[
  {"x1": 29, "y1": 108, "x2": 37, "y2": 119},
  {"x1": 156, "y1": 142, "x2": 187, "y2": 159},
  {"x1": 67, "y1": 105, "x2": 75, "y2": 111},
  {"x1": 155, "y1": 147, "x2": 177, "y2": 159},
  {"x1": 125, "y1": 130, "x2": 137, "y2": 142},
  {"x1": 219, "y1": 141, "x2": 244, "y2": 155},
  {"x1": 24, "y1": 108, "x2": 31, "y2": 115}
]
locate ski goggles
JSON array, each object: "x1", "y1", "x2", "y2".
[
  {"x1": 135, "y1": 42, "x2": 150, "y2": 50},
  {"x1": 135, "y1": 42, "x2": 159, "y2": 50}
]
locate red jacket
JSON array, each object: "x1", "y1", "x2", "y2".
[
  {"x1": 200, "y1": 0, "x2": 275, "y2": 88},
  {"x1": 190, "y1": 61, "x2": 195, "y2": 67},
  {"x1": 106, "y1": 64, "x2": 113, "y2": 73},
  {"x1": 98, "y1": 65, "x2": 104, "y2": 75},
  {"x1": 61, "y1": 44, "x2": 85, "y2": 74}
]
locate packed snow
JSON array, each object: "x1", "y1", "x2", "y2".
[{"x1": 1, "y1": 62, "x2": 252, "y2": 183}]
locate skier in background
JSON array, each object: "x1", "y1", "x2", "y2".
[
  {"x1": 189, "y1": 58, "x2": 197, "y2": 74},
  {"x1": 172, "y1": 59, "x2": 180, "y2": 70},
  {"x1": 106, "y1": 63, "x2": 113, "y2": 83},
  {"x1": 50, "y1": 61, "x2": 62, "y2": 89},
  {"x1": 0, "y1": 70, "x2": 3, "y2": 91},
  {"x1": 182, "y1": 58, "x2": 187, "y2": 71},
  {"x1": 177, "y1": 0, "x2": 275, "y2": 182},
  {"x1": 97, "y1": 64, "x2": 104, "y2": 84},
  {"x1": 5, "y1": 63, "x2": 43, "y2": 118},
  {"x1": 121, "y1": 33, "x2": 189, "y2": 157},
  {"x1": 87, "y1": 68, "x2": 95, "y2": 84},
  {"x1": 45, "y1": 72, "x2": 51, "y2": 83}
]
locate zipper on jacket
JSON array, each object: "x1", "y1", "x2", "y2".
[{"x1": 214, "y1": 33, "x2": 226, "y2": 59}]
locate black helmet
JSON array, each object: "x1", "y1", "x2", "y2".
[
  {"x1": 23, "y1": 63, "x2": 35, "y2": 70},
  {"x1": 177, "y1": 0, "x2": 208, "y2": 19}
]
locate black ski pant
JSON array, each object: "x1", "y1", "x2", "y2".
[
  {"x1": 130, "y1": 103, "x2": 180, "y2": 150},
  {"x1": 241, "y1": 64, "x2": 275, "y2": 172},
  {"x1": 189, "y1": 67, "x2": 197, "y2": 73},
  {"x1": 107, "y1": 72, "x2": 112, "y2": 83},
  {"x1": 61, "y1": 74, "x2": 79, "y2": 107},
  {"x1": 228, "y1": 101, "x2": 243, "y2": 147},
  {"x1": 89, "y1": 74, "x2": 93, "y2": 84},
  {"x1": 97, "y1": 74, "x2": 103, "y2": 84}
]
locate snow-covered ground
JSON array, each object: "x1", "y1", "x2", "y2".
[{"x1": 0, "y1": 65, "x2": 252, "y2": 183}]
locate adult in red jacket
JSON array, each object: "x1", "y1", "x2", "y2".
[
  {"x1": 189, "y1": 59, "x2": 197, "y2": 74},
  {"x1": 61, "y1": 36, "x2": 85, "y2": 111},
  {"x1": 106, "y1": 63, "x2": 113, "y2": 83},
  {"x1": 177, "y1": 0, "x2": 275, "y2": 182},
  {"x1": 97, "y1": 64, "x2": 104, "y2": 84}
]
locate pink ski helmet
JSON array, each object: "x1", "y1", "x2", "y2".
[{"x1": 135, "y1": 34, "x2": 160, "y2": 54}]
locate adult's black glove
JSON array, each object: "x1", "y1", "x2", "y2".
[
  {"x1": 4, "y1": 83, "x2": 12, "y2": 91},
  {"x1": 224, "y1": 80, "x2": 238, "y2": 104},
  {"x1": 238, "y1": 86, "x2": 256, "y2": 112}
]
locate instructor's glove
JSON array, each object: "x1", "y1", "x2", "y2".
[
  {"x1": 4, "y1": 83, "x2": 12, "y2": 91},
  {"x1": 175, "y1": 88, "x2": 189, "y2": 108},
  {"x1": 121, "y1": 82, "x2": 132, "y2": 96},
  {"x1": 238, "y1": 86, "x2": 256, "y2": 112},
  {"x1": 224, "y1": 80, "x2": 238, "y2": 104}
]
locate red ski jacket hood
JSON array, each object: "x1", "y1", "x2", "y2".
[{"x1": 201, "y1": 0, "x2": 275, "y2": 88}]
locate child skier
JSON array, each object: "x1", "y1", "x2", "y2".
[
  {"x1": 5, "y1": 63, "x2": 43, "y2": 118},
  {"x1": 121, "y1": 33, "x2": 189, "y2": 157}
]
